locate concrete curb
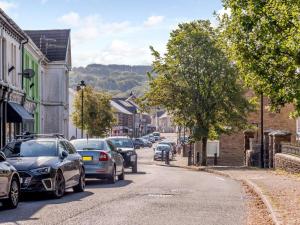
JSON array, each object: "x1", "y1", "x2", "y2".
[{"x1": 157, "y1": 163, "x2": 280, "y2": 225}]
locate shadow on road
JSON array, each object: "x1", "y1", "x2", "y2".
[
  {"x1": 125, "y1": 171, "x2": 147, "y2": 175},
  {"x1": 0, "y1": 191, "x2": 93, "y2": 223},
  {"x1": 85, "y1": 179, "x2": 133, "y2": 188}
]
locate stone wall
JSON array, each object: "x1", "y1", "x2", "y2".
[
  {"x1": 219, "y1": 91, "x2": 296, "y2": 166},
  {"x1": 275, "y1": 153, "x2": 300, "y2": 173}
]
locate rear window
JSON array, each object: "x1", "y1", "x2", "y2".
[
  {"x1": 3, "y1": 140, "x2": 57, "y2": 157},
  {"x1": 108, "y1": 138, "x2": 134, "y2": 148},
  {"x1": 71, "y1": 140, "x2": 107, "y2": 151},
  {"x1": 156, "y1": 145, "x2": 170, "y2": 151}
]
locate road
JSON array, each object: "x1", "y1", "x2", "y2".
[{"x1": 0, "y1": 144, "x2": 246, "y2": 225}]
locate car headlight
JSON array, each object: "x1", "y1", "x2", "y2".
[{"x1": 30, "y1": 167, "x2": 51, "y2": 175}]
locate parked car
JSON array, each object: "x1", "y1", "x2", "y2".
[
  {"x1": 153, "y1": 144, "x2": 172, "y2": 161},
  {"x1": 1, "y1": 134, "x2": 85, "y2": 199},
  {"x1": 70, "y1": 139, "x2": 124, "y2": 183},
  {"x1": 132, "y1": 138, "x2": 144, "y2": 149},
  {"x1": 107, "y1": 136, "x2": 138, "y2": 173},
  {"x1": 152, "y1": 132, "x2": 161, "y2": 141},
  {"x1": 0, "y1": 151, "x2": 20, "y2": 209},
  {"x1": 159, "y1": 140, "x2": 177, "y2": 154},
  {"x1": 141, "y1": 138, "x2": 152, "y2": 148},
  {"x1": 147, "y1": 134, "x2": 156, "y2": 143}
]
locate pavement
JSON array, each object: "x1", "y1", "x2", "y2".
[
  {"x1": 158, "y1": 134, "x2": 300, "y2": 225},
  {"x1": 0, "y1": 145, "x2": 248, "y2": 225}
]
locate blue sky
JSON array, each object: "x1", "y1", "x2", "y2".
[{"x1": 1, "y1": 0, "x2": 223, "y2": 67}]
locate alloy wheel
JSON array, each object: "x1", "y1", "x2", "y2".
[{"x1": 10, "y1": 180, "x2": 19, "y2": 207}]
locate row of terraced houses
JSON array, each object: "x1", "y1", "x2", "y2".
[{"x1": 0, "y1": 9, "x2": 71, "y2": 147}]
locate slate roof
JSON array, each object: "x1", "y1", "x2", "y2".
[
  {"x1": 25, "y1": 29, "x2": 70, "y2": 62},
  {"x1": 111, "y1": 98, "x2": 138, "y2": 114}
]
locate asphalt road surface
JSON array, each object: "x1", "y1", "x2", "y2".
[{"x1": 0, "y1": 145, "x2": 246, "y2": 225}]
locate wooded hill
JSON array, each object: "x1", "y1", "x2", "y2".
[{"x1": 70, "y1": 64, "x2": 152, "y2": 97}]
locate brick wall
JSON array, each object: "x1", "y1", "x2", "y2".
[
  {"x1": 275, "y1": 153, "x2": 300, "y2": 173},
  {"x1": 219, "y1": 91, "x2": 296, "y2": 166}
]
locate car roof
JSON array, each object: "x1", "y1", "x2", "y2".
[
  {"x1": 157, "y1": 144, "x2": 171, "y2": 147},
  {"x1": 71, "y1": 138, "x2": 106, "y2": 142},
  {"x1": 107, "y1": 136, "x2": 131, "y2": 139}
]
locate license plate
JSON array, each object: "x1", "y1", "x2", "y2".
[
  {"x1": 82, "y1": 156, "x2": 92, "y2": 161},
  {"x1": 130, "y1": 155, "x2": 136, "y2": 162}
]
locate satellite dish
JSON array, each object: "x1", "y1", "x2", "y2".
[{"x1": 23, "y1": 69, "x2": 35, "y2": 79}]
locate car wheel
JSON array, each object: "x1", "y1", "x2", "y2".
[
  {"x1": 53, "y1": 171, "x2": 65, "y2": 198},
  {"x1": 108, "y1": 166, "x2": 116, "y2": 184},
  {"x1": 132, "y1": 160, "x2": 138, "y2": 173},
  {"x1": 118, "y1": 168, "x2": 125, "y2": 181},
  {"x1": 73, "y1": 167, "x2": 85, "y2": 193},
  {"x1": 3, "y1": 177, "x2": 19, "y2": 209}
]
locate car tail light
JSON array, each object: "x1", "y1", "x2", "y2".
[{"x1": 99, "y1": 152, "x2": 109, "y2": 161}]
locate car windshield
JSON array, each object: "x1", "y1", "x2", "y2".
[
  {"x1": 71, "y1": 140, "x2": 106, "y2": 150},
  {"x1": 156, "y1": 145, "x2": 170, "y2": 151},
  {"x1": 109, "y1": 138, "x2": 134, "y2": 148},
  {"x1": 2, "y1": 140, "x2": 57, "y2": 157}
]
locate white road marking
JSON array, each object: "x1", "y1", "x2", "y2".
[{"x1": 215, "y1": 176, "x2": 225, "y2": 181}]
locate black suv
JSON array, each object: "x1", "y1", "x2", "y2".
[
  {"x1": 107, "y1": 137, "x2": 138, "y2": 173},
  {"x1": 1, "y1": 134, "x2": 85, "y2": 198}
]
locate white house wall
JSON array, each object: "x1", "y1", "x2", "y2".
[{"x1": 40, "y1": 63, "x2": 69, "y2": 138}]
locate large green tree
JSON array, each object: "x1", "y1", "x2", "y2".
[
  {"x1": 142, "y1": 20, "x2": 252, "y2": 165},
  {"x1": 220, "y1": 0, "x2": 300, "y2": 115},
  {"x1": 72, "y1": 86, "x2": 115, "y2": 137}
]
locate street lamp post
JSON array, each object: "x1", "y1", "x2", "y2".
[{"x1": 77, "y1": 80, "x2": 86, "y2": 138}]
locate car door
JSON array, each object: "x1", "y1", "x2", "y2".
[
  {"x1": 0, "y1": 159, "x2": 10, "y2": 198},
  {"x1": 63, "y1": 141, "x2": 81, "y2": 185},
  {"x1": 58, "y1": 142, "x2": 74, "y2": 188}
]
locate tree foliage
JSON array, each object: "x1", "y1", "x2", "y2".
[
  {"x1": 142, "y1": 20, "x2": 253, "y2": 165},
  {"x1": 72, "y1": 86, "x2": 115, "y2": 137},
  {"x1": 219, "y1": 0, "x2": 300, "y2": 115}
]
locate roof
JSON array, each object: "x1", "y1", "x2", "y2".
[
  {"x1": 0, "y1": 9, "x2": 27, "y2": 41},
  {"x1": 111, "y1": 98, "x2": 138, "y2": 114},
  {"x1": 110, "y1": 100, "x2": 132, "y2": 115},
  {"x1": 25, "y1": 29, "x2": 70, "y2": 62}
]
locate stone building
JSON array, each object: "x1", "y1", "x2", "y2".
[{"x1": 218, "y1": 92, "x2": 297, "y2": 166}]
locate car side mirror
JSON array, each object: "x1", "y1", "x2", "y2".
[
  {"x1": 0, "y1": 152, "x2": 6, "y2": 162},
  {"x1": 61, "y1": 151, "x2": 68, "y2": 159}
]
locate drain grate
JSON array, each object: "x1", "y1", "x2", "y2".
[{"x1": 147, "y1": 193, "x2": 174, "y2": 198}]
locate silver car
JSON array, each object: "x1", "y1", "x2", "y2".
[
  {"x1": 71, "y1": 139, "x2": 125, "y2": 183},
  {"x1": 153, "y1": 144, "x2": 172, "y2": 161},
  {"x1": 0, "y1": 151, "x2": 20, "y2": 209}
]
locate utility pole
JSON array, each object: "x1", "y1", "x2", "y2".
[{"x1": 260, "y1": 93, "x2": 264, "y2": 168}]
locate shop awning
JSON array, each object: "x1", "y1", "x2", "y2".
[{"x1": 7, "y1": 102, "x2": 34, "y2": 123}]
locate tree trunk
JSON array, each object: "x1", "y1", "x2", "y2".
[{"x1": 201, "y1": 137, "x2": 208, "y2": 166}]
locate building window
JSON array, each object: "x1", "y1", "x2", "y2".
[
  {"x1": 10, "y1": 43, "x2": 17, "y2": 86},
  {"x1": 2, "y1": 39, "x2": 6, "y2": 81}
]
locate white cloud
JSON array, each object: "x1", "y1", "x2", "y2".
[
  {"x1": 58, "y1": 11, "x2": 80, "y2": 27},
  {"x1": 73, "y1": 40, "x2": 152, "y2": 66},
  {"x1": 58, "y1": 12, "x2": 131, "y2": 44},
  {"x1": 0, "y1": 1, "x2": 17, "y2": 11},
  {"x1": 217, "y1": 8, "x2": 231, "y2": 18},
  {"x1": 144, "y1": 15, "x2": 164, "y2": 27}
]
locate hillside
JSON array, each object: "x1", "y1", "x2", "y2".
[{"x1": 69, "y1": 64, "x2": 152, "y2": 97}]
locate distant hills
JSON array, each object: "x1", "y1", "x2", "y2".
[{"x1": 69, "y1": 64, "x2": 152, "y2": 97}]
